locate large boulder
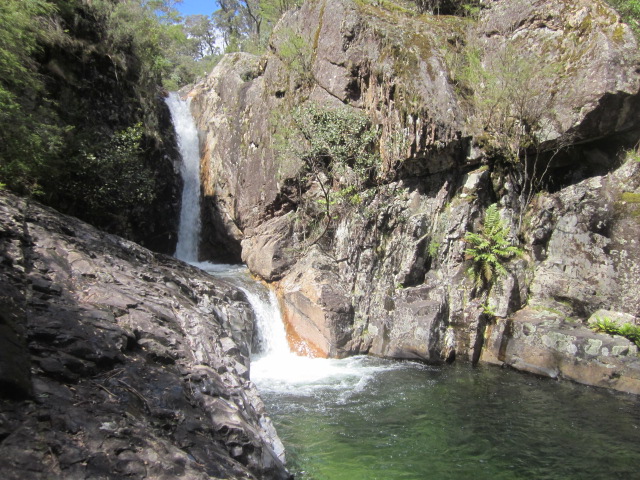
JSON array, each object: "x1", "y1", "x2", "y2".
[
  {"x1": 482, "y1": 308, "x2": 640, "y2": 394},
  {"x1": 473, "y1": 0, "x2": 640, "y2": 148},
  {"x1": 0, "y1": 192, "x2": 289, "y2": 480},
  {"x1": 525, "y1": 159, "x2": 640, "y2": 316},
  {"x1": 278, "y1": 248, "x2": 354, "y2": 358}
]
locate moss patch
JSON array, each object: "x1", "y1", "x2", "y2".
[{"x1": 620, "y1": 192, "x2": 640, "y2": 203}]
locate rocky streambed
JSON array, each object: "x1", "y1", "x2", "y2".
[{"x1": 0, "y1": 192, "x2": 290, "y2": 479}]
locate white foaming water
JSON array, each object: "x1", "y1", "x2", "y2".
[
  {"x1": 201, "y1": 262, "x2": 399, "y2": 396},
  {"x1": 166, "y1": 92, "x2": 202, "y2": 262}
]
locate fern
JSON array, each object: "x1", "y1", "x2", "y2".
[
  {"x1": 465, "y1": 204, "x2": 522, "y2": 289},
  {"x1": 591, "y1": 317, "x2": 640, "y2": 348}
]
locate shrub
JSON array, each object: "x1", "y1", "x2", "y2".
[
  {"x1": 0, "y1": 0, "x2": 64, "y2": 194},
  {"x1": 278, "y1": 103, "x2": 380, "y2": 245},
  {"x1": 56, "y1": 123, "x2": 156, "y2": 231}
]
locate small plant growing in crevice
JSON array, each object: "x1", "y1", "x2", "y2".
[
  {"x1": 591, "y1": 316, "x2": 640, "y2": 348},
  {"x1": 464, "y1": 203, "x2": 522, "y2": 289}
]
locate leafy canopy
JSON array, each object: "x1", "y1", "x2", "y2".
[{"x1": 0, "y1": 0, "x2": 63, "y2": 193}]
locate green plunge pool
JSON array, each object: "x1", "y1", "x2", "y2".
[{"x1": 254, "y1": 358, "x2": 640, "y2": 480}]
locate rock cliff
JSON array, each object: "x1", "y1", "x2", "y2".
[
  {"x1": 0, "y1": 192, "x2": 290, "y2": 479},
  {"x1": 188, "y1": 0, "x2": 640, "y2": 393}
]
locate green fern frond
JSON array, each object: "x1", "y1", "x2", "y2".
[
  {"x1": 482, "y1": 204, "x2": 502, "y2": 233},
  {"x1": 463, "y1": 203, "x2": 522, "y2": 290}
]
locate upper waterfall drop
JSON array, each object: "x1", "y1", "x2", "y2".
[{"x1": 166, "y1": 92, "x2": 202, "y2": 262}]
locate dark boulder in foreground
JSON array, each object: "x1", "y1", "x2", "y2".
[{"x1": 0, "y1": 192, "x2": 289, "y2": 479}]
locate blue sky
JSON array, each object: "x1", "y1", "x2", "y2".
[{"x1": 175, "y1": 0, "x2": 219, "y2": 17}]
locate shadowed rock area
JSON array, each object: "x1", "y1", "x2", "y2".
[{"x1": 0, "y1": 192, "x2": 290, "y2": 479}]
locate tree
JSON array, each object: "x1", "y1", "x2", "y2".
[
  {"x1": 213, "y1": 0, "x2": 302, "y2": 52},
  {"x1": 214, "y1": 0, "x2": 244, "y2": 49},
  {"x1": 185, "y1": 14, "x2": 220, "y2": 59},
  {"x1": 0, "y1": 0, "x2": 67, "y2": 193}
]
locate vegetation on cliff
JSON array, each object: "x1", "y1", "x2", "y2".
[
  {"x1": 0, "y1": 0, "x2": 206, "y2": 248},
  {"x1": 282, "y1": 103, "x2": 380, "y2": 245},
  {"x1": 606, "y1": 0, "x2": 640, "y2": 36},
  {"x1": 464, "y1": 204, "x2": 522, "y2": 289}
]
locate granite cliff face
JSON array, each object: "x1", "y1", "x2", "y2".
[
  {"x1": 0, "y1": 192, "x2": 289, "y2": 479},
  {"x1": 188, "y1": 0, "x2": 640, "y2": 393}
]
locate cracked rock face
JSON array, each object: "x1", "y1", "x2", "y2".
[
  {"x1": 482, "y1": 159, "x2": 640, "y2": 394},
  {"x1": 0, "y1": 192, "x2": 289, "y2": 480},
  {"x1": 188, "y1": 0, "x2": 640, "y2": 391}
]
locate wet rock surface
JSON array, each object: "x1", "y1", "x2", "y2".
[{"x1": 0, "y1": 192, "x2": 289, "y2": 479}]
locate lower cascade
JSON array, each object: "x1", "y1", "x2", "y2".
[{"x1": 206, "y1": 264, "x2": 396, "y2": 391}]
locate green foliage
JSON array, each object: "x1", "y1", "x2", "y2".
[
  {"x1": 428, "y1": 241, "x2": 440, "y2": 257},
  {"x1": 60, "y1": 123, "x2": 156, "y2": 229},
  {"x1": 626, "y1": 147, "x2": 640, "y2": 163},
  {"x1": 0, "y1": 0, "x2": 65, "y2": 194},
  {"x1": 0, "y1": 0, "x2": 186, "y2": 246},
  {"x1": 89, "y1": 0, "x2": 223, "y2": 90},
  {"x1": 450, "y1": 43, "x2": 558, "y2": 162},
  {"x1": 464, "y1": 204, "x2": 522, "y2": 289},
  {"x1": 280, "y1": 103, "x2": 380, "y2": 245},
  {"x1": 591, "y1": 316, "x2": 620, "y2": 334},
  {"x1": 294, "y1": 103, "x2": 379, "y2": 177},
  {"x1": 591, "y1": 316, "x2": 640, "y2": 348},
  {"x1": 482, "y1": 301, "x2": 497, "y2": 317},
  {"x1": 606, "y1": 0, "x2": 640, "y2": 38},
  {"x1": 277, "y1": 28, "x2": 314, "y2": 86},
  {"x1": 620, "y1": 192, "x2": 640, "y2": 203},
  {"x1": 214, "y1": 0, "x2": 303, "y2": 55}
]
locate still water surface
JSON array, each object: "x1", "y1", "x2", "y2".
[{"x1": 256, "y1": 358, "x2": 640, "y2": 480}]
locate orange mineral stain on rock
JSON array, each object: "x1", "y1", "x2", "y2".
[{"x1": 276, "y1": 285, "x2": 328, "y2": 359}]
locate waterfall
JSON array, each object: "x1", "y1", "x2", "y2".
[
  {"x1": 165, "y1": 93, "x2": 385, "y2": 394},
  {"x1": 203, "y1": 264, "x2": 291, "y2": 356},
  {"x1": 166, "y1": 92, "x2": 201, "y2": 262},
  {"x1": 205, "y1": 264, "x2": 395, "y2": 394},
  {"x1": 242, "y1": 286, "x2": 291, "y2": 356}
]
